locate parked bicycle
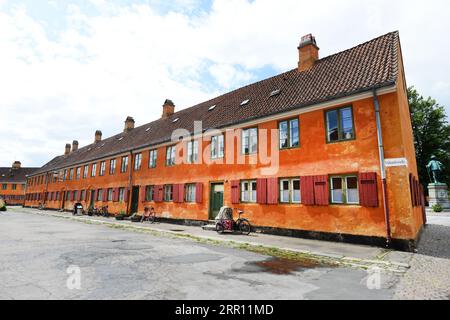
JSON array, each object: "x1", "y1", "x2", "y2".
[
  {"x1": 215, "y1": 208, "x2": 252, "y2": 235},
  {"x1": 100, "y1": 205, "x2": 109, "y2": 217},
  {"x1": 141, "y1": 207, "x2": 157, "y2": 224}
]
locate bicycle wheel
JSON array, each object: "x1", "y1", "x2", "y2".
[{"x1": 238, "y1": 219, "x2": 252, "y2": 235}]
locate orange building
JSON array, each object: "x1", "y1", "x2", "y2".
[
  {"x1": 0, "y1": 161, "x2": 37, "y2": 205},
  {"x1": 24, "y1": 32, "x2": 425, "y2": 251}
]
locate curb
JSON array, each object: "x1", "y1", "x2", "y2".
[{"x1": 24, "y1": 209, "x2": 410, "y2": 273}]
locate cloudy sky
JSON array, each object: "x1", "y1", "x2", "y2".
[{"x1": 1, "y1": 0, "x2": 449, "y2": 168}]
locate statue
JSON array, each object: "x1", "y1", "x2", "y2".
[{"x1": 426, "y1": 155, "x2": 444, "y2": 184}]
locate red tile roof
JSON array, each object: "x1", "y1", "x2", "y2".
[{"x1": 31, "y1": 31, "x2": 400, "y2": 176}]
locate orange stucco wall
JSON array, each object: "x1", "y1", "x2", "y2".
[
  {"x1": 25, "y1": 75, "x2": 424, "y2": 243},
  {"x1": 0, "y1": 182, "x2": 26, "y2": 205}
]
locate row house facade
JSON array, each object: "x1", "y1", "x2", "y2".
[
  {"x1": 25, "y1": 32, "x2": 425, "y2": 251},
  {"x1": 0, "y1": 161, "x2": 37, "y2": 205}
]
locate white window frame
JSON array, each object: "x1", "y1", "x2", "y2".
[
  {"x1": 242, "y1": 128, "x2": 258, "y2": 155},
  {"x1": 91, "y1": 163, "x2": 97, "y2": 177},
  {"x1": 187, "y1": 140, "x2": 199, "y2": 164},
  {"x1": 76, "y1": 167, "x2": 81, "y2": 180},
  {"x1": 240, "y1": 180, "x2": 257, "y2": 203},
  {"x1": 164, "y1": 185, "x2": 173, "y2": 202},
  {"x1": 134, "y1": 153, "x2": 142, "y2": 171},
  {"x1": 110, "y1": 159, "x2": 116, "y2": 175},
  {"x1": 83, "y1": 165, "x2": 88, "y2": 179},
  {"x1": 279, "y1": 178, "x2": 301, "y2": 204},
  {"x1": 185, "y1": 184, "x2": 196, "y2": 202},
  {"x1": 121, "y1": 156, "x2": 128, "y2": 173},
  {"x1": 166, "y1": 146, "x2": 176, "y2": 166},
  {"x1": 99, "y1": 161, "x2": 106, "y2": 176},
  {"x1": 330, "y1": 175, "x2": 359, "y2": 205},
  {"x1": 211, "y1": 135, "x2": 224, "y2": 159},
  {"x1": 149, "y1": 150, "x2": 157, "y2": 168}
]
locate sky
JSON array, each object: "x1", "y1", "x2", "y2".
[{"x1": 0, "y1": 0, "x2": 449, "y2": 168}]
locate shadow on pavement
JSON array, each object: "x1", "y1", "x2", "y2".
[{"x1": 417, "y1": 224, "x2": 450, "y2": 260}]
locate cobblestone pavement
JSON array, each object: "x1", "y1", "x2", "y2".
[{"x1": 393, "y1": 223, "x2": 450, "y2": 300}]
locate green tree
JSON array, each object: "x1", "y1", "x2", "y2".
[{"x1": 408, "y1": 87, "x2": 450, "y2": 187}]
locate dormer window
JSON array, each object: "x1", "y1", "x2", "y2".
[
  {"x1": 240, "y1": 99, "x2": 250, "y2": 106},
  {"x1": 270, "y1": 89, "x2": 281, "y2": 97},
  {"x1": 208, "y1": 105, "x2": 217, "y2": 111}
]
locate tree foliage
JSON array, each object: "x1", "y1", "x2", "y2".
[{"x1": 408, "y1": 87, "x2": 450, "y2": 186}]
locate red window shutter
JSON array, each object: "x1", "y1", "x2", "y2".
[
  {"x1": 266, "y1": 178, "x2": 278, "y2": 205},
  {"x1": 173, "y1": 184, "x2": 179, "y2": 203},
  {"x1": 409, "y1": 174, "x2": 415, "y2": 206},
  {"x1": 113, "y1": 188, "x2": 119, "y2": 202},
  {"x1": 93, "y1": 189, "x2": 98, "y2": 203},
  {"x1": 140, "y1": 186, "x2": 146, "y2": 202},
  {"x1": 196, "y1": 183, "x2": 203, "y2": 203},
  {"x1": 415, "y1": 179, "x2": 420, "y2": 207},
  {"x1": 257, "y1": 178, "x2": 267, "y2": 204},
  {"x1": 301, "y1": 176, "x2": 315, "y2": 206},
  {"x1": 359, "y1": 172, "x2": 378, "y2": 207},
  {"x1": 124, "y1": 188, "x2": 129, "y2": 203},
  {"x1": 178, "y1": 183, "x2": 184, "y2": 203},
  {"x1": 313, "y1": 175, "x2": 329, "y2": 206},
  {"x1": 231, "y1": 180, "x2": 240, "y2": 204},
  {"x1": 102, "y1": 189, "x2": 108, "y2": 202}
]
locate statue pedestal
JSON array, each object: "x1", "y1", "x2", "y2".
[{"x1": 428, "y1": 184, "x2": 450, "y2": 209}]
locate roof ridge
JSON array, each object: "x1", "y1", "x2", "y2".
[{"x1": 317, "y1": 30, "x2": 399, "y2": 63}]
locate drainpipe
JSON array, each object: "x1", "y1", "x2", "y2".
[
  {"x1": 127, "y1": 151, "x2": 133, "y2": 214},
  {"x1": 373, "y1": 89, "x2": 392, "y2": 246}
]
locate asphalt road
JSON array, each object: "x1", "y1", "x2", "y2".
[{"x1": 0, "y1": 209, "x2": 397, "y2": 300}]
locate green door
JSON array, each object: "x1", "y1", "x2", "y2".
[
  {"x1": 209, "y1": 183, "x2": 224, "y2": 219},
  {"x1": 130, "y1": 186, "x2": 140, "y2": 214}
]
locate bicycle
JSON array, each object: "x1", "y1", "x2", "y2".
[{"x1": 215, "y1": 209, "x2": 252, "y2": 235}]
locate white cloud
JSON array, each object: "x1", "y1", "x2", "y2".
[{"x1": 0, "y1": 0, "x2": 449, "y2": 167}]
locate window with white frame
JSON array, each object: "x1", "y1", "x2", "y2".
[
  {"x1": 185, "y1": 184, "x2": 196, "y2": 202},
  {"x1": 279, "y1": 118, "x2": 300, "y2": 149},
  {"x1": 166, "y1": 146, "x2": 176, "y2": 166},
  {"x1": 110, "y1": 159, "x2": 116, "y2": 175},
  {"x1": 187, "y1": 141, "x2": 199, "y2": 164},
  {"x1": 118, "y1": 188, "x2": 125, "y2": 202},
  {"x1": 76, "y1": 167, "x2": 81, "y2": 180},
  {"x1": 134, "y1": 153, "x2": 142, "y2": 171},
  {"x1": 279, "y1": 178, "x2": 301, "y2": 203},
  {"x1": 164, "y1": 185, "x2": 173, "y2": 202},
  {"x1": 242, "y1": 128, "x2": 258, "y2": 155},
  {"x1": 145, "y1": 185, "x2": 154, "y2": 202},
  {"x1": 211, "y1": 135, "x2": 224, "y2": 159},
  {"x1": 121, "y1": 156, "x2": 128, "y2": 173},
  {"x1": 63, "y1": 169, "x2": 68, "y2": 181},
  {"x1": 83, "y1": 165, "x2": 88, "y2": 179},
  {"x1": 241, "y1": 180, "x2": 257, "y2": 203},
  {"x1": 69, "y1": 168, "x2": 74, "y2": 180},
  {"x1": 91, "y1": 163, "x2": 97, "y2": 177},
  {"x1": 97, "y1": 189, "x2": 103, "y2": 201},
  {"x1": 149, "y1": 150, "x2": 157, "y2": 168},
  {"x1": 99, "y1": 161, "x2": 106, "y2": 176},
  {"x1": 330, "y1": 175, "x2": 359, "y2": 204},
  {"x1": 107, "y1": 188, "x2": 113, "y2": 201}
]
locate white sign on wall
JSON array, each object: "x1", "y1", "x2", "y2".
[{"x1": 385, "y1": 158, "x2": 408, "y2": 167}]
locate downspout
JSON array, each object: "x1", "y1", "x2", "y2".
[
  {"x1": 373, "y1": 89, "x2": 392, "y2": 246},
  {"x1": 127, "y1": 151, "x2": 133, "y2": 214}
]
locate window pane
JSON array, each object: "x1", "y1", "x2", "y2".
[
  {"x1": 292, "y1": 179, "x2": 301, "y2": 203},
  {"x1": 346, "y1": 176, "x2": 359, "y2": 204},
  {"x1": 290, "y1": 119, "x2": 299, "y2": 147},
  {"x1": 340, "y1": 108, "x2": 354, "y2": 140},
  {"x1": 279, "y1": 121, "x2": 288, "y2": 149},
  {"x1": 326, "y1": 110, "x2": 339, "y2": 142},
  {"x1": 242, "y1": 130, "x2": 249, "y2": 154},
  {"x1": 331, "y1": 177, "x2": 343, "y2": 203},
  {"x1": 218, "y1": 135, "x2": 224, "y2": 158},
  {"x1": 250, "y1": 129, "x2": 258, "y2": 153}
]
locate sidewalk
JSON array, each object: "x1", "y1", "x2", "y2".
[{"x1": 14, "y1": 207, "x2": 412, "y2": 273}]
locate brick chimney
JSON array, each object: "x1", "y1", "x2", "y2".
[
  {"x1": 72, "y1": 140, "x2": 79, "y2": 152},
  {"x1": 65, "y1": 143, "x2": 71, "y2": 155},
  {"x1": 95, "y1": 130, "x2": 102, "y2": 143},
  {"x1": 298, "y1": 34, "x2": 319, "y2": 72},
  {"x1": 12, "y1": 161, "x2": 21, "y2": 170},
  {"x1": 124, "y1": 116, "x2": 135, "y2": 133},
  {"x1": 162, "y1": 99, "x2": 175, "y2": 119}
]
